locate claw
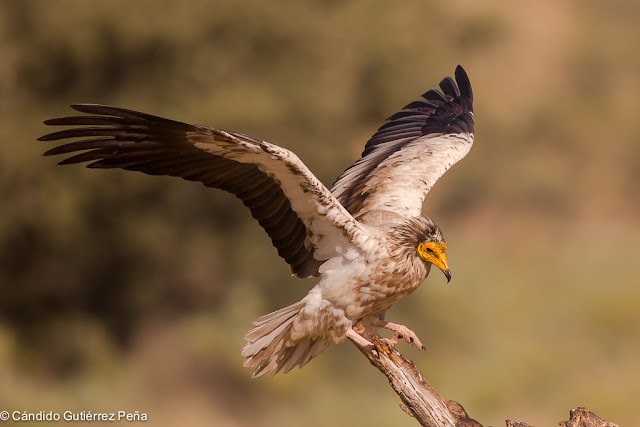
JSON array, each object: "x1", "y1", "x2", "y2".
[
  {"x1": 370, "y1": 318, "x2": 425, "y2": 350},
  {"x1": 381, "y1": 337, "x2": 398, "y2": 348}
]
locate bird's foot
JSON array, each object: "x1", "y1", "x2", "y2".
[
  {"x1": 380, "y1": 336, "x2": 399, "y2": 348},
  {"x1": 346, "y1": 327, "x2": 378, "y2": 357},
  {"x1": 373, "y1": 320, "x2": 425, "y2": 351}
]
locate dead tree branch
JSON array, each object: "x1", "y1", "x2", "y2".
[
  {"x1": 348, "y1": 330, "x2": 618, "y2": 427},
  {"x1": 349, "y1": 328, "x2": 481, "y2": 427}
]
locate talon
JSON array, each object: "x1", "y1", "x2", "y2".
[
  {"x1": 370, "y1": 318, "x2": 425, "y2": 350},
  {"x1": 381, "y1": 337, "x2": 398, "y2": 348}
]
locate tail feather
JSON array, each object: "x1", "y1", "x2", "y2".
[
  {"x1": 251, "y1": 303, "x2": 301, "y2": 325},
  {"x1": 280, "y1": 340, "x2": 311, "y2": 374},
  {"x1": 242, "y1": 325, "x2": 287, "y2": 368},
  {"x1": 244, "y1": 312, "x2": 293, "y2": 342},
  {"x1": 242, "y1": 302, "x2": 332, "y2": 378},
  {"x1": 244, "y1": 317, "x2": 292, "y2": 356},
  {"x1": 300, "y1": 339, "x2": 331, "y2": 368}
]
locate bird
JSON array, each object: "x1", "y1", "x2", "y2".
[{"x1": 38, "y1": 65, "x2": 474, "y2": 377}]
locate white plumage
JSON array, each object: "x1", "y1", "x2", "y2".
[{"x1": 39, "y1": 66, "x2": 474, "y2": 377}]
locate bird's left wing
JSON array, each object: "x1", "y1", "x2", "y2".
[
  {"x1": 331, "y1": 65, "x2": 474, "y2": 223},
  {"x1": 39, "y1": 104, "x2": 369, "y2": 278}
]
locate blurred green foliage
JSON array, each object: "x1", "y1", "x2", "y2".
[{"x1": 1, "y1": 0, "x2": 639, "y2": 426}]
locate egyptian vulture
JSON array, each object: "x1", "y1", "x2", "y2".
[{"x1": 39, "y1": 65, "x2": 474, "y2": 377}]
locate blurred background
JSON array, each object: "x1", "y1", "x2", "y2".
[{"x1": 1, "y1": 0, "x2": 639, "y2": 425}]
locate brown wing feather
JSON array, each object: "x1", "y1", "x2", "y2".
[
  {"x1": 39, "y1": 104, "x2": 352, "y2": 278},
  {"x1": 331, "y1": 65, "x2": 474, "y2": 221}
]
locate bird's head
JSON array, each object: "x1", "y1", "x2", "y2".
[
  {"x1": 391, "y1": 217, "x2": 452, "y2": 282},
  {"x1": 417, "y1": 237, "x2": 451, "y2": 283}
]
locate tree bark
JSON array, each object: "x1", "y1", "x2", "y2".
[{"x1": 348, "y1": 330, "x2": 619, "y2": 427}]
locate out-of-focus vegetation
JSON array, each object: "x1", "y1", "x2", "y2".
[{"x1": 1, "y1": 0, "x2": 639, "y2": 425}]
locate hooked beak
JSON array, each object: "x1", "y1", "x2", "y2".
[
  {"x1": 432, "y1": 253, "x2": 451, "y2": 283},
  {"x1": 442, "y1": 268, "x2": 452, "y2": 283}
]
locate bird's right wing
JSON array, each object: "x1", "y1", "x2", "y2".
[
  {"x1": 39, "y1": 104, "x2": 370, "y2": 278},
  {"x1": 331, "y1": 66, "x2": 474, "y2": 223}
]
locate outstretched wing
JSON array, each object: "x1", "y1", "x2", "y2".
[
  {"x1": 331, "y1": 65, "x2": 474, "y2": 223},
  {"x1": 39, "y1": 104, "x2": 368, "y2": 278}
]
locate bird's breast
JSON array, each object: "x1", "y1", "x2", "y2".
[{"x1": 319, "y1": 253, "x2": 429, "y2": 321}]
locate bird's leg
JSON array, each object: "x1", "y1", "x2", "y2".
[
  {"x1": 346, "y1": 323, "x2": 378, "y2": 356},
  {"x1": 370, "y1": 315, "x2": 425, "y2": 350}
]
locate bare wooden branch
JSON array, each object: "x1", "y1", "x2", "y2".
[
  {"x1": 348, "y1": 329, "x2": 481, "y2": 427},
  {"x1": 507, "y1": 407, "x2": 620, "y2": 427},
  {"x1": 555, "y1": 407, "x2": 619, "y2": 427},
  {"x1": 349, "y1": 330, "x2": 619, "y2": 427}
]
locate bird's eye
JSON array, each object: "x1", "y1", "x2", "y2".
[{"x1": 426, "y1": 247, "x2": 434, "y2": 253}]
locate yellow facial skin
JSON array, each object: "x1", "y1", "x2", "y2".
[{"x1": 417, "y1": 242, "x2": 451, "y2": 282}]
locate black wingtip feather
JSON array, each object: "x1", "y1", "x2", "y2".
[
  {"x1": 439, "y1": 76, "x2": 460, "y2": 97},
  {"x1": 71, "y1": 103, "x2": 130, "y2": 116},
  {"x1": 402, "y1": 100, "x2": 438, "y2": 112},
  {"x1": 454, "y1": 65, "x2": 473, "y2": 102},
  {"x1": 356, "y1": 65, "x2": 474, "y2": 156},
  {"x1": 421, "y1": 88, "x2": 448, "y2": 102}
]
